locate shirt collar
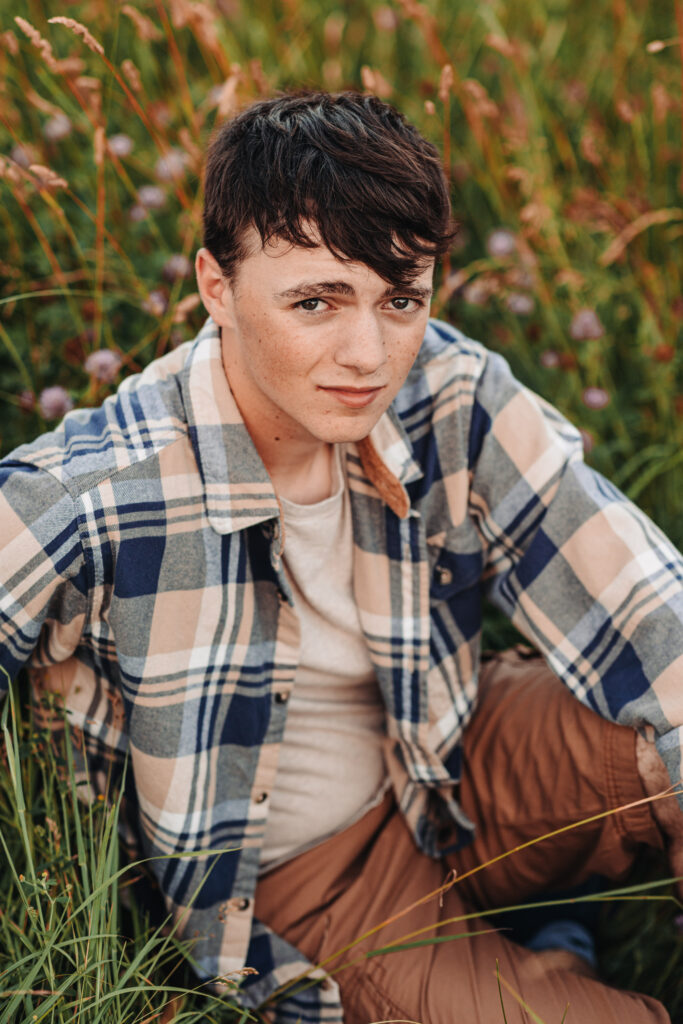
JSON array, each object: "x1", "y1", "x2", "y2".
[{"x1": 180, "y1": 318, "x2": 423, "y2": 533}]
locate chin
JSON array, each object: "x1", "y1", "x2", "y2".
[{"x1": 313, "y1": 417, "x2": 380, "y2": 445}]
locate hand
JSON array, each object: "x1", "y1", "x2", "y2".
[{"x1": 636, "y1": 735, "x2": 683, "y2": 902}]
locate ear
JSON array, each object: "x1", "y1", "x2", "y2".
[{"x1": 195, "y1": 248, "x2": 235, "y2": 327}]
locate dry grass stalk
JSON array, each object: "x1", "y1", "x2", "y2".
[
  {"x1": 121, "y1": 58, "x2": 143, "y2": 93},
  {"x1": 172, "y1": 293, "x2": 201, "y2": 323},
  {"x1": 121, "y1": 4, "x2": 162, "y2": 42},
  {"x1": 1, "y1": 29, "x2": 19, "y2": 56},
  {"x1": 217, "y1": 67, "x2": 242, "y2": 120},
  {"x1": 360, "y1": 65, "x2": 393, "y2": 98},
  {"x1": 14, "y1": 16, "x2": 59, "y2": 71},
  {"x1": 47, "y1": 16, "x2": 105, "y2": 57},
  {"x1": 28, "y1": 164, "x2": 68, "y2": 190},
  {"x1": 93, "y1": 125, "x2": 106, "y2": 168},
  {"x1": 438, "y1": 64, "x2": 454, "y2": 103},
  {"x1": 600, "y1": 207, "x2": 683, "y2": 265}
]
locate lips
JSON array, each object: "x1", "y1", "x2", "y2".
[{"x1": 319, "y1": 385, "x2": 384, "y2": 409}]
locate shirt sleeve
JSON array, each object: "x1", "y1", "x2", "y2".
[
  {"x1": 467, "y1": 347, "x2": 683, "y2": 791},
  {"x1": 0, "y1": 459, "x2": 88, "y2": 690}
]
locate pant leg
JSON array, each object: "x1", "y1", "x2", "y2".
[
  {"x1": 255, "y1": 793, "x2": 669, "y2": 1024},
  {"x1": 450, "y1": 648, "x2": 664, "y2": 910}
]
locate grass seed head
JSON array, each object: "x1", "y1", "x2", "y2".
[
  {"x1": 121, "y1": 4, "x2": 162, "y2": 42},
  {"x1": 47, "y1": 17, "x2": 104, "y2": 57},
  {"x1": 121, "y1": 58, "x2": 142, "y2": 93}
]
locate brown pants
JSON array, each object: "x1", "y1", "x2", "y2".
[{"x1": 255, "y1": 650, "x2": 670, "y2": 1023}]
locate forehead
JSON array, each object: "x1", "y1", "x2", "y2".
[{"x1": 232, "y1": 226, "x2": 434, "y2": 291}]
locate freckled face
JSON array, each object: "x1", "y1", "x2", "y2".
[{"x1": 205, "y1": 235, "x2": 434, "y2": 450}]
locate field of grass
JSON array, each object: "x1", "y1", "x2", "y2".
[{"x1": 0, "y1": 0, "x2": 682, "y2": 1021}]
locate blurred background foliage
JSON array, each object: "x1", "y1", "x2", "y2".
[{"x1": 0, "y1": 0, "x2": 681, "y2": 545}]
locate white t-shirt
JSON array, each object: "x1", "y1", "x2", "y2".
[{"x1": 259, "y1": 446, "x2": 388, "y2": 871}]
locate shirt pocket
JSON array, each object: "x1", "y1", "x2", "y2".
[{"x1": 427, "y1": 521, "x2": 483, "y2": 604}]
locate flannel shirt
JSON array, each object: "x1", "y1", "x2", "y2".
[{"x1": 1, "y1": 316, "x2": 682, "y2": 1022}]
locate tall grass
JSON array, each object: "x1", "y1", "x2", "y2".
[
  {"x1": 0, "y1": 673, "x2": 250, "y2": 1023},
  {"x1": 0, "y1": 0, "x2": 682, "y2": 1019}
]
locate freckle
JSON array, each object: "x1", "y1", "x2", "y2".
[{"x1": 274, "y1": 436, "x2": 280, "y2": 441}]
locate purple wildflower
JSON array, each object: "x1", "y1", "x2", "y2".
[
  {"x1": 84, "y1": 349, "x2": 122, "y2": 383},
  {"x1": 570, "y1": 308, "x2": 605, "y2": 341},
  {"x1": 462, "y1": 279, "x2": 491, "y2": 307},
  {"x1": 43, "y1": 113, "x2": 72, "y2": 143},
  {"x1": 486, "y1": 228, "x2": 517, "y2": 259},
  {"x1": 506, "y1": 292, "x2": 535, "y2": 315},
  {"x1": 540, "y1": 350, "x2": 560, "y2": 369},
  {"x1": 108, "y1": 133, "x2": 134, "y2": 158},
  {"x1": 155, "y1": 148, "x2": 187, "y2": 183},
  {"x1": 373, "y1": 6, "x2": 399, "y2": 30},
  {"x1": 18, "y1": 390, "x2": 35, "y2": 412},
  {"x1": 137, "y1": 185, "x2": 166, "y2": 210},
  {"x1": 10, "y1": 145, "x2": 35, "y2": 169},
  {"x1": 142, "y1": 290, "x2": 168, "y2": 317},
  {"x1": 582, "y1": 386, "x2": 610, "y2": 410},
  {"x1": 129, "y1": 204, "x2": 148, "y2": 223},
  {"x1": 163, "y1": 254, "x2": 193, "y2": 282},
  {"x1": 38, "y1": 386, "x2": 73, "y2": 420}
]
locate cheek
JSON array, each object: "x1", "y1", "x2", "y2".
[
  {"x1": 252, "y1": 337, "x2": 316, "y2": 388},
  {"x1": 390, "y1": 333, "x2": 424, "y2": 375}
]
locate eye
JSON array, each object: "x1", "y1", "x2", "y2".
[
  {"x1": 388, "y1": 296, "x2": 422, "y2": 311},
  {"x1": 296, "y1": 297, "x2": 327, "y2": 312}
]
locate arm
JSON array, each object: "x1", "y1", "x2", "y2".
[
  {"x1": 467, "y1": 348, "x2": 683, "y2": 797},
  {"x1": 0, "y1": 459, "x2": 87, "y2": 690}
]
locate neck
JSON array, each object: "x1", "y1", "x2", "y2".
[{"x1": 267, "y1": 441, "x2": 335, "y2": 504}]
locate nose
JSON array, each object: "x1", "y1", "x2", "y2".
[{"x1": 333, "y1": 310, "x2": 387, "y2": 375}]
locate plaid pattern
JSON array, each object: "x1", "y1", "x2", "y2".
[{"x1": 1, "y1": 316, "x2": 682, "y2": 1021}]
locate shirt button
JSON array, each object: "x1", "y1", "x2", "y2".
[
  {"x1": 226, "y1": 896, "x2": 251, "y2": 912},
  {"x1": 255, "y1": 791, "x2": 268, "y2": 804},
  {"x1": 436, "y1": 566, "x2": 453, "y2": 586},
  {"x1": 274, "y1": 691, "x2": 289, "y2": 704}
]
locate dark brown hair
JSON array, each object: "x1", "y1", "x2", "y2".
[{"x1": 203, "y1": 91, "x2": 455, "y2": 284}]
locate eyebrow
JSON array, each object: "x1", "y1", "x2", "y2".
[{"x1": 274, "y1": 280, "x2": 433, "y2": 301}]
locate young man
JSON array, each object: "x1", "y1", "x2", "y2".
[{"x1": 1, "y1": 92, "x2": 681, "y2": 1023}]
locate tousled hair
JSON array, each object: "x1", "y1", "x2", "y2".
[{"x1": 203, "y1": 91, "x2": 456, "y2": 284}]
